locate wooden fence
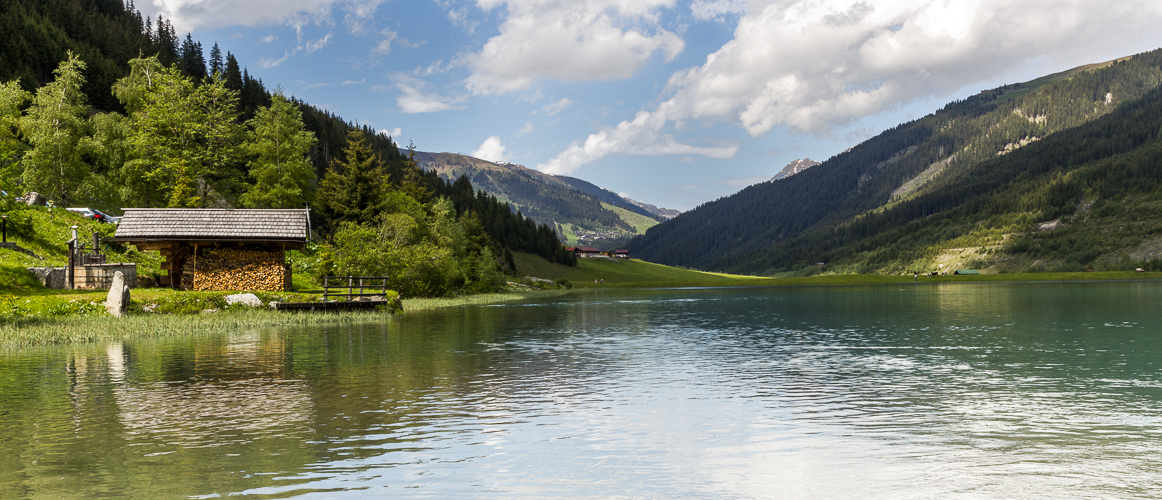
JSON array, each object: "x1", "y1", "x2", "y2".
[{"x1": 323, "y1": 276, "x2": 392, "y2": 301}]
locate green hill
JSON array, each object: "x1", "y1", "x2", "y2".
[{"x1": 628, "y1": 49, "x2": 1162, "y2": 276}]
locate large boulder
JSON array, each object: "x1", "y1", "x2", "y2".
[
  {"x1": 105, "y1": 271, "x2": 130, "y2": 317},
  {"x1": 20, "y1": 192, "x2": 45, "y2": 206},
  {"x1": 226, "y1": 293, "x2": 264, "y2": 308}
]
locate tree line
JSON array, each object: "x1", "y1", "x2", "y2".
[{"x1": 0, "y1": 0, "x2": 575, "y2": 295}]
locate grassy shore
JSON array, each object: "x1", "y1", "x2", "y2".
[
  {"x1": 0, "y1": 308, "x2": 393, "y2": 349},
  {"x1": 402, "y1": 290, "x2": 568, "y2": 311},
  {"x1": 513, "y1": 252, "x2": 1162, "y2": 288}
]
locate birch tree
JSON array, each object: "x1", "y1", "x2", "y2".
[
  {"x1": 20, "y1": 52, "x2": 90, "y2": 204},
  {"x1": 0, "y1": 80, "x2": 30, "y2": 196}
]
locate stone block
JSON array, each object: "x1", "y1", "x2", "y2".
[{"x1": 105, "y1": 271, "x2": 130, "y2": 318}]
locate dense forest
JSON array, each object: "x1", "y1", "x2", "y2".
[
  {"x1": 628, "y1": 48, "x2": 1162, "y2": 275},
  {"x1": 0, "y1": 0, "x2": 574, "y2": 296}
]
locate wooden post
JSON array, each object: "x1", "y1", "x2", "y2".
[{"x1": 67, "y1": 239, "x2": 75, "y2": 290}]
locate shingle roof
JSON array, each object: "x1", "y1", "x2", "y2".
[{"x1": 114, "y1": 209, "x2": 308, "y2": 241}]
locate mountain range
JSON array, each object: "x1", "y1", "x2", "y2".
[
  {"x1": 413, "y1": 152, "x2": 679, "y2": 248},
  {"x1": 628, "y1": 48, "x2": 1162, "y2": 276}
]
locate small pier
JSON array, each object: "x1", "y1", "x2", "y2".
[
  {"x1": 272, "y1": 276, "x2": 398, "y2": 312},
  {"x1": 272, "y1": 300, "x2": 388, "y2": 312}
]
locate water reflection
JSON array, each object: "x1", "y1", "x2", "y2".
[{"x1": 2, "y1": 282, "x2": 1162, "y2": 498}]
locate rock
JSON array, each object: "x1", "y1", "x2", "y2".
[
  {"x1": 105, "y1": 271, "x2": 130, "y2": 317},
  {"x1": 20, "y1": 192, "x2": 45, "y2": 206},
  {"x1": 27, "y1": 267, "x2": 68, "y2": 289},
  {"x1": 225, "y1": 293, "x2": 264, "y2": 307}
]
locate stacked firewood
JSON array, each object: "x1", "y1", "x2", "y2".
[{"x1": 191, "y1": 248, "x2": 286, "y2": 291}]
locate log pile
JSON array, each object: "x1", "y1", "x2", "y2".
[{"x1": 187, "y1": 248, "x2": 287, "y2": 291}]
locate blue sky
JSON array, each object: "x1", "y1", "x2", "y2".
[{"x1": 141, "y1": 0, "x2": 1162, "y2": 211}]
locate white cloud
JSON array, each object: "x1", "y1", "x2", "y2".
[
  {"x1": 259, "y1": 51, "x2": 291, "y2": 68},
  {"x1": 515, "y1": 121, "x2": 535, "y2": 137},
  {"x1": 304, "y1": 32, "x2": 333, "y2": 54},
  {"x1": 393, "y1": 74, "x2": 465, "y2": 113},
  {"x1": 472, "y1": 136, "x2": 509, "y2": 163},
  {"x1": 465, "y1": 0, "x2": 685, "y2": 94},
  {"x1": 538, "y1": 0, "x2": 1162, "y2": 175},
  {"x1": 446, "y1": 6, "x2": 480, "y2": 33},
  {"x1": 542, "y1": 98, "x2": 572, "y2": 116},
  {"x1": 341, "y1": 0, "x2": 383, "y2": 33},
  {"x1": 141, "y1": 0, "x2": 389, "y2": 32},
  {"x1": 373, "y1": 28, "x2": 398, "y2": 54},
  {"x1": 415, "y1": 60, "x2": 452, "y2": 76},
  {"x1": 379, "y1": 127, "x2": 403, "y2": 138},
  {"x1": 259, "y1": 34, "x2": 278, "y2": 44},
  {"x1": 538, "y1": 104, "x2": 738, "y2": 175},
  {"x1": 690, "y1": 0, "x2": 747, "y2": 21}
]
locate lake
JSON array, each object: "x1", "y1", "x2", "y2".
[{"x1": 3, "y1": 282, "x2": 1162, "y2": 498}]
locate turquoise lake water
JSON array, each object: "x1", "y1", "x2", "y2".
[{"x1": 3, "y1": 282, "x2": 1162, "y2": 498}]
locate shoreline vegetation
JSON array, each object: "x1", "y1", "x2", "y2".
[{"x1": 3, "y1": 258, "x2": 1162, "y2": 348}]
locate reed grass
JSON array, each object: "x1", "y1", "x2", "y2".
[{"x1": 0, "y1": 308, "x2": 391, "y2": 349}]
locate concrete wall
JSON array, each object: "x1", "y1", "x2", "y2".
[
  {"x1": 76, "y1": 264, "x2": 137, "y2": 289},
  {"x1": 27, "y1": 264, "x2": 137, "y2": 290}
]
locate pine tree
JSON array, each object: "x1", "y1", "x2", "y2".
[
  {"x1": 318, "y1": 129, "x2": 389, "y2": 225},
  {"x1": 223, "y1": 52, "x2": 243, "y2": 91},
  {"x1": 240, "y1": 89, "x2": 317, "y2": 209},
  {"x1": 178, "y1": 34, "x2": 206, "y2": 81},
  {"x1": 208, "y1": 42, "x2": 223, "y2": 77}
]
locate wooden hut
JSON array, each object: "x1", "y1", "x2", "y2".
[{"x1": 111, "y1": 209, "x2": 308, "y2": 291}]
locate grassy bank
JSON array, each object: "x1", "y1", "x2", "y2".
[
  {"x1": 514, "y1": 252, "x2": 783, "y2": 287},
  {"x1": 0, "y1": 286, "x2": 569, "y2": 347},
  {"x1": 0, "y1": 288, "x2": 390, "y2": 348},
  {"x1": 402, "y1": 290, "x2": 568, "y2": 311},
  {"x1": 514, "y1": 252, "x2": 1162, "y2": 288},
  {"x1": 0, "y1": 308, "x2": 393, "y2": 349},
  {"x1": 0, "y1": 204, "x2": 163, "y2": 295}
]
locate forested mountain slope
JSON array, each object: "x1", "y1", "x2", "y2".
[
  {"x1": 628, "y1": 49, "x2": 1162, "y2": 275},
  {"x1": 414, "y1": 151, "x2": 673, "y2": 248}
]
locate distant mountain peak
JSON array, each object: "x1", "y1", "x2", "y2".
[
  {"x1": 771, "y1": 158, "x2": 821, "y2": 181},
  {"x1": 623, "y1": 197, "x2": 681, "y2": 220}
]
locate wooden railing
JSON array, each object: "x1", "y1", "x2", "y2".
[{"x1": 323, "y1": 276, "x2": 391, "y2": 301}]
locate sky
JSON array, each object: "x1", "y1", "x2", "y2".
[{"x1": 138, "y1": 0, "x2": 1162, "y2": 211}]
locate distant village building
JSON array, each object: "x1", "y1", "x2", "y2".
[
  {"x1": 111, "y1": 209, "x2": 308, "y2": 291},
  {"x1": 607, "y1": 249, "x2": 629, "y2": 259},
  {"x1": 570, "y1": 246, "x2": 602, "y2": 258}
]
